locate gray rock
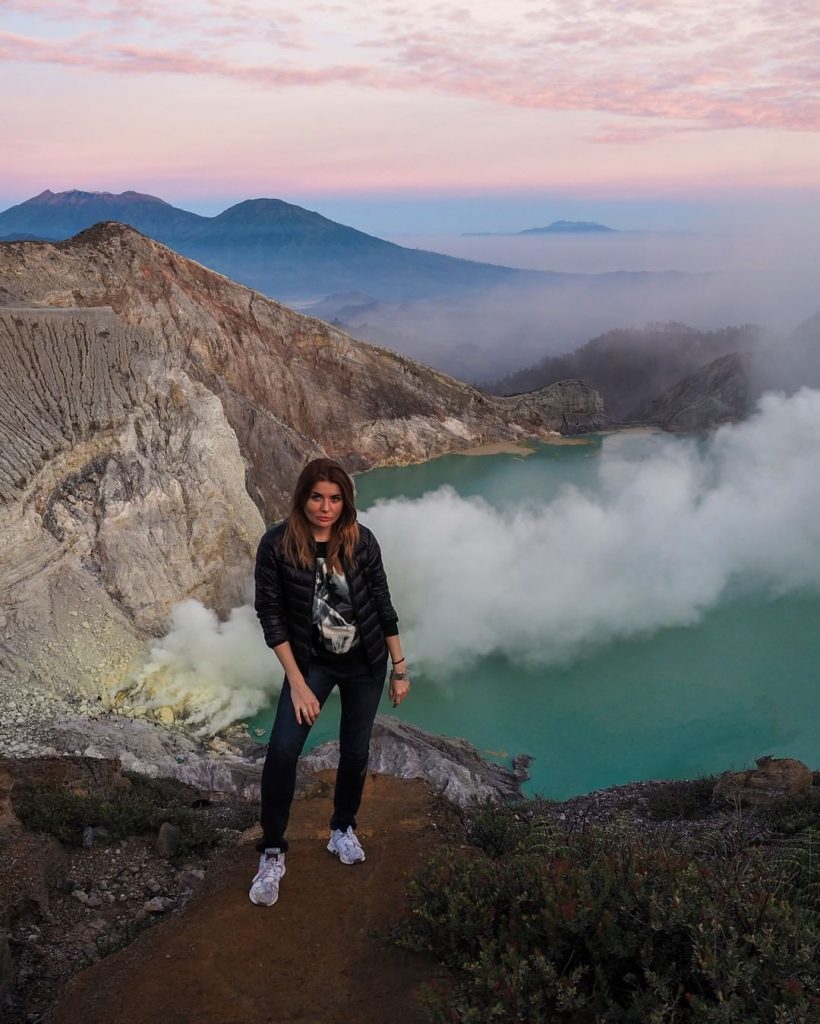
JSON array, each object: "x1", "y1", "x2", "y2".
[
  {"x1": 176, "y1": 868, "x2": 205, "y2": 893},
  {"x1": 712, "y1": 756, "x2": 812, "y2": 807},
  {"x1": 302, "y1": 715, "x2": 525, "y2": 807},
  {"x1": 71, "y1": 890, "x2": 89, "y2": 905},
  {"x1": 143, "y1": 896, "x2": 177, "y2": 914},
  {"x1": 46, "y1": 716, "x2": 263, "y2": 801},
  {"x1": 155, "y1": 821, "x2": 181, "y2": 858}
]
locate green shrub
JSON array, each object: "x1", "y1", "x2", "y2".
[
  {"x1": 466, "y1": 800, "x2": 530, "y2": 858},
  {"x1": 645, "y1": 778, "x2": 717, "y2": 822},
  {"x1": 395, "y1": 806, "x2": 820, "y2": 1023},
  {"x1": 753, "y1": 790, "x2": 820, "y2": 837},
  {"x1": 12, "y1": 774, "x2": 245, "y2": 854},
  {"x1": 13, "y1": 785, "x2": 99, "y2": 845}
]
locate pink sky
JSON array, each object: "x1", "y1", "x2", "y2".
[{"x1": 1, "y1": 0, "x2": 818, "y2": 225}]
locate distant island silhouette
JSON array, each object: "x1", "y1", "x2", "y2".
[{"x1": 465, "y1": 219, "x2": 616, "y2": 236}]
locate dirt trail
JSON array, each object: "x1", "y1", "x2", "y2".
[{"x1": 46, "y1": 773, "x2": 449, "y2": 1024}]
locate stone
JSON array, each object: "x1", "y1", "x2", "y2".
[
  {"x1": 155, "y1": 821, "x2": 181, "y2": 858},
  {"x1": 176, "y1": 868, "x2": 205, "y2": 893},
  {"x1": 712, "y1": 756, "x2": 812, "y2": 807},
  {"x1": 512, "y1": 754, "x2": 534, "y2": 781},
  {"x1": 71, "y1": 890, "x2": 89, "y2": 905},
  {"x1": 143, "y1": 896, "x2": 176, "y2": 914}
]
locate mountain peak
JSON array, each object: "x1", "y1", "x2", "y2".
[
  {"x1": 0, "y1": 189, "x2": 207, "y2": 242},
  {"x1": 26, "y1": 188, "x2": 172, "y2": 206}
]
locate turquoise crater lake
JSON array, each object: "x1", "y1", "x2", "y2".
[{"x1": 250, "y1": 432, "x2": 820, "y2": 799}]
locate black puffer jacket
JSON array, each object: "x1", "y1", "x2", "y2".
[{"x1": 254, "y1": 521, "x2": 399, "y2": 681}]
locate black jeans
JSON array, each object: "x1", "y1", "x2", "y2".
[{"x1": 257, "y1": 655, "x2": 384, "y2": 852}]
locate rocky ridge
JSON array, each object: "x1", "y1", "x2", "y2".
[
  {"x1": 0, "y1": 715, "x2": 530, "y2": 1020},
  {"x1": 2, "y1": 751, "x2": 816, "y2": 1023}
]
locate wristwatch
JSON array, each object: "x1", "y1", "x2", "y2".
[{"x1": 390, "y1": 668, "x2": 409, "y2": 680}]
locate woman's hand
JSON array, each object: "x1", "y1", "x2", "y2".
[
  {"x1": 289, "y1": 677, "x2": 321, "y2": 725},
  {"x1": 389, "y1": 670, "x2": 411, "y2": 708}
]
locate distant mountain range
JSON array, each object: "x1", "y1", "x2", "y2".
[
  {"x1": 0, "y1": 189, "x2": 570, "y2": 303},
  {"x1": 0, "y1": 190, "x2": 711, "y2": 380},
  {"x1": 465, "y1": 220, "x2": 616, "y2": 237}
]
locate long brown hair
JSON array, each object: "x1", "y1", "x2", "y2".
[{"x1": 283, "y1": 458, "x2": 360, "y2": 572}]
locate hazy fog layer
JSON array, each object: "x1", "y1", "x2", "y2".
[
  {"x1": 327, "y1": 224, "x2": 820, "y2": 382},
  {"x1": 133, "y1": 388, "x2": 820, "y2": 732}
]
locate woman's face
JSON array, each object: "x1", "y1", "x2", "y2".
[{"x1": 304, "y1": 480, "x2": 344, "y2": 537}]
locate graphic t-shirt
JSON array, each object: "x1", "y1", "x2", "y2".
[{"x1": 312, "y1": 542, "x2": 360, "y2": 655}]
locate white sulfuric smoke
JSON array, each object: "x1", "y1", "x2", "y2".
[
  {"x1": 132, "y1": 387, "x2": 820, "y2": 731},
  {"x1": 124, "y1": 601, "x2": 274, "y2": 733}
]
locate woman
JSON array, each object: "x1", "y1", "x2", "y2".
[{"x1": 250, "y1": 457, "x2": 410, "y2": 906}]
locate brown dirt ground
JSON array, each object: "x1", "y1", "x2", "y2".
[{"x1": 45, "y1": 772, "x2": 453, "y2": 1024}]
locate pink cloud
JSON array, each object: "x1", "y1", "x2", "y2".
[
  {"x1": 1, "y1": 0, "x2": 817, "y2": 138},
  {"x1": 0, "y1": 30, "x2": 379, "y2": 86}
]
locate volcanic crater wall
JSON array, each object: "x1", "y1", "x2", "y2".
[{"x1": 0, "y1": 224, "x2": 604, "y2": 702}]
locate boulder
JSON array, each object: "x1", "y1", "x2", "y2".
[
  {"x1": 45, "y1": 716, "x2": 262, "y2": 802},
  {"x1": 302, "y1": 715, "x2": 526, "y2": 806},
  {"x1": 156, "y1": 821, "x2": 181, "y2": 858},
  {"x1": 712, "y1": 756, "x2": 812, "y2": 807}
]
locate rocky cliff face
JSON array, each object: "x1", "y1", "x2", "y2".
[
  {"x1": 0, "y1": 224, "x2": 604, "y2": 715},
  {"x1": 628, "y1": 353, "x2": 752, "y2": 430},
  {"x1": 501, "y1": 379, "x2": 605, "y2": 433},
  {"x1": 1, "y1": 224, "x2": 604, "y2": 516},
  {"x1": 0, "y1": 303, "x2": 262, "y2": 705}
]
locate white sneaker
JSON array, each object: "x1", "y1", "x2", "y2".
[
  {"x1": 327, "y1": 827, "x2": 366, "y2": 865},
  {"x1": 249, "y1": 848, "x2": 286, "y2": 905}
]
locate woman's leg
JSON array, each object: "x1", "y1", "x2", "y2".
[
  {"x1": 258, "y1": 665, "x2": 334, "y2": 852},
  {"x1": 331, "y1": 664, "x2": 385, "y2": 833}
]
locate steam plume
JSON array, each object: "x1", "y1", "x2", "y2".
[{"x1": 130, "y1": 388, "x2": 820, "y2": 731}]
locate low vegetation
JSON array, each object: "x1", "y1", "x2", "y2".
[
  {"x1": 12, "y1": 771, "x2": 254, "y2": 855},
  {"x1": 395, "y1": 799, "x2": 820, "y2": 1023},
  {"x1": 644, "y1": 777, "x2": 718, "y2": 822}
]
